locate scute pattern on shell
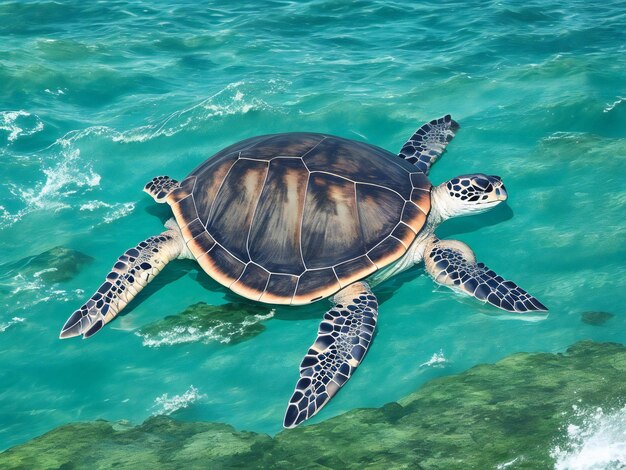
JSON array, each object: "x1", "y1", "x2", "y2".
[{"x1": 167, "y1": 133, "x2": 431, "y2": 304}]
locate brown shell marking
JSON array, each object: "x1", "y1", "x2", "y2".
[
  {"x1": 356, "y1": 183, "x2": 405, "y2": 251},
  {"x1": 301, "y1": 173, "x2": 365, "y2": 269},
  {"x1": 207, "y1": 158, "x2": 268, "y2": 262},
  {"x1": 248, "y1": 158, "x2": 309, "y2": 274},
  {"x1": 167, "y1": 133, "x2": 431, "y2": 305}
]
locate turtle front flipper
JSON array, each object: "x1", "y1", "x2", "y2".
[
  {"x1": 284, "y1": 282, "x2": 378, "y2": 428},
  {"x1": 398, "y1": 114, "x2": 459, "y2": 174},
  {"x1": 59, "y1": 230, "x2": 184, "y2": 339},
  {"x1": 144, "y1": 176, "x2": 180, "y2": 203},
  {"x1": 424, "y1": 238, "x2": 548, "y2": 314}
]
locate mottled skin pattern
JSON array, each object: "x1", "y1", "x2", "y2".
[
  {"x1": 60, "y1": 231, "x2": 184, "y2": 339},
  {"x1": 424, "y1": 239, "x2": 546, "y2": 312},
  {"x1": 446, "y1": 174, "x2": 506, "y2": 203},
  {"x1": 398, "y1": 114, "x2": 459, "y2": 173},
  {"x1": 60, "y1": 115, "x2": 548, "y2": 429},
  {"x1": 144, "y1": 176, "x2": 181, "y2": 203},
  {"x1": 284, "y1": 282, "x2": 377, "y2": 428}
]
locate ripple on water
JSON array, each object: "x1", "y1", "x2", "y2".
[
  {"x1": 151, "y1": 385, "x2": 207, "y2": 416},
  {"x1": 1, "y1": 79, "x2": 287, "y2": 230},
  {"x1": 0, "y1": 0, "x2": 625, "y2": 458},
  {"x1": 79, "y1": 200, "x2": 136, "y2": 225},
  {"x1": 115, "y1": 79, "x2": 289, "y2": 143},
  {"x1": 0, "y1": 317, "x2": 25, "y2": 333},
  {"x1": 2, "y1": 140, "x2": 100, "y2": 230}
]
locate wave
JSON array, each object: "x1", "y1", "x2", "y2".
[
  {"x1": 551, "y1": 405, "x2": 626, "y2": 469},
  {"x1": 604, "y1": 96, "x2": 625, "y2": 113},
  {"x1": 0, "y1": 271, "x2": 84, "y2": 317},
  {"x1": 79, "y1": 200, "x2": 135, "y2": 225},
  {"x1": 0, "y1": 317, "x2": 25, "y2": 333},
  {"x1": 151, "y1": 385, "x2": 206, "y2": 416},
  {"x1": 1, "y1": 138, "x2": 101, "y2": 230},
  {"x1": 0, "y1": 79, "x2": 287, "y2": 231},
  {"x1": 114, "y1": 79, "x2": 289, "y2": 143}
]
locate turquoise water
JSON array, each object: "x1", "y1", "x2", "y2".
[{"x1": 1, "y1": 0, "x2": 625, "y2": 459}]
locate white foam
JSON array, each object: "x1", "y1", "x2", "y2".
[
  {"x1": 551, "y1": 405, "x2": 626, "y2": 469},
  {"x1": 139, "y1": 325, "x2": 225, "y2": 347},
  {"x1": 419, "y1": 349, "x2": 449, "y2": 368},
  {"x1": 9, "y1": 273, "x2": 43, "y2": 295},
  {"x1": 1, "y1": 79, "x2": 287, "y2": 230},
  {"x1": 32, "y1": 268, "x2": 59, "y2": 279},
  {"x1": 2, "y1": 136, "x2": 101, "y2": 230},
  {"x1": 80, "y1": 200, "x2": 135, "y2": 224},
  {"x1": 496, "y1": 457, "x2": 521, "y2": 469},
  {"x1": 0, "y1": 205, "x2": 22, "y2": 229},
  {"x1": 79, "y1": 200, "x2": 111, "y2": 211},
  {"x1": 114, "y1": 80, "x2": 287, "y2": 143},
  {"x1": 0, "y1": 111, "x2": 44, "y2": 142},
  {"x1": 0, "y1": 272, "x2": 84, "y2": 317},
  {"x1": 102, "y1": 203, "x2": 135, "y2": 224},
  {"x1": 44, "y1": 88, "x2": 66, "y2": 96},
  {"x1": 0, "y1": 317, "x2": 25, "y2": 333},
  {"x1": 151, "y1": 385, "x2": 206, "y2": 415},
  {"x1": 15, "y1": 151, "x2": 101, "y2": 208}
]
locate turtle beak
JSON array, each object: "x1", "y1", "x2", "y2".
[{"x1": 495, "y1": 184, "x2": 508, "y2": 201}]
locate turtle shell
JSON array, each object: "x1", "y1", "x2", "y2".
[{"x1": 166, "y1": 133, "x2": 431, "y2": 305}]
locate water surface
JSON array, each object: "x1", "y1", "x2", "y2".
[{"x1": 1, "y1": 0, "x2": 625, "y2": 461}]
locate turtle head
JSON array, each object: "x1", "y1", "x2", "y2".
[{"x1": 433, "y1": 174, "x2": 507, "y2": 220}]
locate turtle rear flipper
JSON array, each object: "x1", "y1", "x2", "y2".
[
  {"x1": 144, "y1": 176, "x2": 180, "y2": 203},
  {"x1": 59, "y1": 231, "x2": 184, "y2": 339},
  {"x1": 284, "y1": 282, "x2": 378, "y2": 428}
]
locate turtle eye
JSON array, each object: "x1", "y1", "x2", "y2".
[{"x1": 474, "y1": 177, "x2": 489, "y2": 188}]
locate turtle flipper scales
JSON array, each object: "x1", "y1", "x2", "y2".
[
  {"x1": 425, "y1": 239, "x2": 548, "y2": 314},
  {"x1": 144, "y1": 176, "x2": 180, "y2": 203},
  {"x1": 398, "y1": 114, "x2": 459, "y2": 174},
  {"x1": 60, "y1": 231, "x2": 183, "y2": 339},
  {"x1": 284, "y1": 282, "x2": 378, "y2": 428}
]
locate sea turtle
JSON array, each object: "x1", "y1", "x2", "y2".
[{"x1": 60, "y1": 115, "x2": 547, "y2": 428}]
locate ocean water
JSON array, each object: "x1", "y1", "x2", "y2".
[{"x1": 1, "y1": 0, "x2": 625, "y2": 464}]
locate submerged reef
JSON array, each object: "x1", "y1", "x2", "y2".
[
  {"x1": 1, "y1": 341, "x2": 624, "y2": 469},
  {"x1": 0, "y1": 246, "x2": 93, "y2": 284},
  {"x1": 580, "y1": 311, "x2": 615, "y2": 326},
  {"x1": 136, "y1": 302, "x2": 275, "y2": 347}
]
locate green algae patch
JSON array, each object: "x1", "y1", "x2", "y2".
[
  {"x1": 0, "y1": 246, "x2": 93, "y2": 284},
  {"x1": 2, "y1": 341, "x2": 625, "y2": 469},
  {"x1": 0, "y1": 417, "x2": 271, "y2": 470},
  {"x1": 581, "y1": 311, "x2": 615, "y2": 326},
  {"x1": 136, "y1": 302, "x2": 275, "y2": 347}
]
